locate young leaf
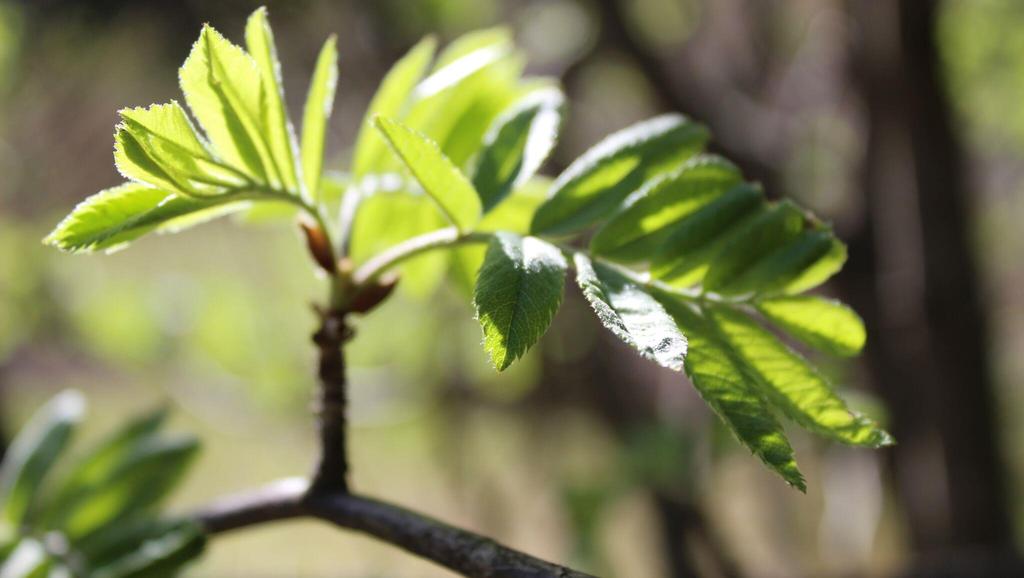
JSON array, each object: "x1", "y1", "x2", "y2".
[
  {"x1": 472, "y1": 87, "x2": 565, "y2": 212},
  {"x1": 115, "y1": 102, "x2": 232, "y2": 196},
  {"x1": 574, "y1": 253, "x2": 687, "y2": 371},
  {"x1": 701, "y1": 201, "x2": 805, "y2": 293},
  {"x1": 43, "y1": 183, "x2": 246, "y2": 253},
  {"x1": 657, "y1": 298, "x2": 805, "y2": 490},
  {"x1": 301, "y1": 35, "x2": 339, "y2": 199},
  {"x1": 422, "y1": 54, "x2": 525, "y2": 169},
  {"x1": 373, "y1": 116, "x2": 482, "y2": 232},
  {"x1": 706, "y1": 305, "x2": 891, "y2": 447},
  {"x1": 531, "y1": 114, "x2": 708, "y2": 236},
  {"x1": 756, "y1": 296, "x2": 866, "y2": 357},
  {"x1": 589, "y1": 155, "x2": 742, "y2": 262},
  {"x1": 179, "y1": 25, "x2": 276, "y2": 184},
  {"x1": 245, "y1": 7, "x2": 300, "y2": 193},
  {"x1": 351, "y1": 36, "x2": 437, "y2": 178},
  {"x1": 0, "y1": 390, "x2": 85, "y2": 527},
  {"x1": 474, "y1": 233, "x2": 567, "y2": 370}
]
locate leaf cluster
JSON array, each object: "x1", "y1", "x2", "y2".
[
  {"x1": 44, "y1": 7, "x2": 890, "y2": 492},
  {"x1": 0, "y1": 391, "x2": 202, "y2": 577}
]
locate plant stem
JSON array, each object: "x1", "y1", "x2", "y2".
[
  {"x1": 195, "y1": 480, "x2": 597, "y2": 578},
  {"x1": 351, "y1": 227, "x2": 492, "y2": 285},
  {"x1": 310, "y1": 306, "x2": 352, "y2": 494}
]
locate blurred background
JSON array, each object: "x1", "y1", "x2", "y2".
[{"x1": 1, "y1": 0, "x2": 1022, "y2": 576}]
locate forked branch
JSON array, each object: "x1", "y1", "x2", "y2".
[{"x1": 192, "y1": 302, "x2": 595, "y2": 578}]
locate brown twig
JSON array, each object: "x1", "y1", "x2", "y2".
[
  {"x1": 195, "y1": 479, "x2": 596, "y2": 578},
  {"x1": 309, "y1": 307, "x2": 352, "y2": 494}
]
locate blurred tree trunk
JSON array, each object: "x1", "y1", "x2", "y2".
[
  {"x1": 845, "y1": 0, "x2": 1016, "y2": 570},
  {"x1": 584, "y1": 0, "x2": 1016, "y2": 573}
]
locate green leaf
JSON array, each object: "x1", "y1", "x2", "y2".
[
  {"x1": 301, "y1": 35, "x2": 338, "y2": 199},
  {"x1": 713, "y1": 230, "x2": 836, "y2": 296},
  {"x1": 115, "y1": 102, "x2": 235, "y2": 197},
  {"x1": 44, "y1": 183, "x2": 246, "y2": 253},
  {"x1": 474, "y1": 232, "x2": 566, "y2": 370},
  {"x1": 245, "y1": 7, "x2": 300, "y2": 193},
  {"x1": 373, "y1": 115, "x2": 482, "y2": 232},
  {"x1": 590, "y1": 155, "x2": 742, "y2": 262},
  {"x1": 179, "y1": 24, "x2": 276, "y2": 184},
  {"x1": 701, "y1": 201, "x2": 805, "y2": 293},
  {"x1": 0, "y1": 390, "x2": 85, "y2": 527},
  {"x1": 351, "y1": 36, "x2": 436, "y2": 178},
  {"x1": 574, "y1": 253, "x2": 687, "y2": 371},
  {"x1": 757, "y1": 296, "x2": 866, "y2": 357},
  {"x1": 44, "y1": 407, "x2": 168, "y2": 526},
  {"x1": 472, "y1": 88, "x2": 565, "y2": 212},
  {"x1": 706, "y1": 305, "x2": 891, "y2": 447},
  {"x1": 420, "y1": 54, "x2": 524, "y2": 169},
  {"x1": 60, "y1": 437, "x2": 199, "y2": 540},
  {"x1": 91, "y1": 521, "x2": 205, "y2": 578},
  {"x1": 450, "y1": 179, "x2": 548, "y2": 293},
  {"x1": 433, "y1": 27, "x2": 511, "y2": 68},
  {"x1": 650, "y1": 184, "x2": 763, "y2": 286},
  {"x1": 531, "y1": 114, "x2": 708, "y2": 236},
  {"x1": 657, "y1": 298, "x2": 805, "y2": 490},
  {"x1": 0, "y1": 538, "x2": 52, "y2": 578},
  {"x1": 778, "y1": 235, "x2": 847, "y2": 295}
]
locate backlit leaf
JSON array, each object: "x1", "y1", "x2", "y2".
[
  {"x1": 179, "y1": 25, "x2": 276, "y2": 184},
  {"x1": 650, "y1": 184, "x2": 763, "y2": 286},
  {"x1": 301, "y1": 35, "x2": 338, "y2": 199},
  {"x1": 351, "y1": 36, "x2": 436, "y2": 177},
  {"x1": 373, "y1": 115, "x2": 482, "y2": 232},
  {"x1": 702, "y1": 201, "x2": 805, "y2": 292},
  {"x1": 531, "y1": 114, "x2": 708, "y2": 236},
  {"x1": 757, "y1": 295, "x2": 866, "y2": 357},
  {"x1": 590, "y1": 155, "x2": 741, "y2": 262},
  {"x1": 245, "y1": 7, "x2": 300, "y2": 193},
  {"x1": 472, "y1": 88, "x2": 565, "y2": 212},
  {"x1": 44, "y1": 183, "x2": 246, "y2": 253},
  {"x1": 707, "y1": 305, "x2": 891, "y2": 447},
  {"x1": 657, "y1": 298, "x2": 805, "y2": 490}
]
